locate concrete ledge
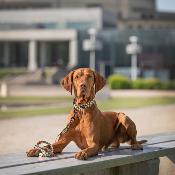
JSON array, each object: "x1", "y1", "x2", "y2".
[{"x1": 0, "y1": 133, "x2": 175, "y2": 175}]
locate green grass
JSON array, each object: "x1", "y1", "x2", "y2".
[
  {"x1": 97, "y1": 97, "x2": 175, "y2": 110},
  {"x1": 0, "y1": 96, "x2": 72, "y2": 105},
  {"x1": 0, "y1": 106, "x2": 72, "y2": 118},
  {"x1": 0, "y1": 68, "x2": 27, "y2": 79},
  {"x1": 0, "y1": 97, "x2": 175, "y2": 118}
]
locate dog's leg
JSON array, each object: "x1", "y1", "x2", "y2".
[
  {"x1": 74, "y1": 142, "x2": 99, "y2": 160},
  {"x1": 52, "y1": 137, "x2": 71, "y2": 154},
  {"x1": 52, "y1": 128, "x2": 78, "y2": 154},
  {"x1": 74, "y1": 123, "x2": 100, "y2": 160},
  {"x1": 108, "y1": 139, "x2": 120, "y2": 149},
  {"x1": 73, "y1": 132, "x2": 87, "y2": 150},
  {"x1": 129, "y1": 137, "x2": 143, "y2": 150},
  {"x1": 26, "y1": 148, "x2": 40, "y2": 157},
  {"x1": 127, "y1": 128, "x2": 143, "y2": 150},
  {"x1": 126, "y1": 126, "x2": 143, "y2": 150},
  {"x1": 51, "y1": 110, "x2": 81, "y2": 154},
  {"x1": 27, "y1": 129, "x2": 76, "y2": 157},
  {"x1": 118, "y1": 114, "x2": 143, "y2": 150}
]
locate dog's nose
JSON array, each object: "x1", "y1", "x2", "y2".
[{"x1": 80, "y1": 83, "x2": 86, "y2": 88}]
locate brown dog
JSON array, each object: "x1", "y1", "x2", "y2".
[{"x1": 27, "y1": 68, "x2": 146, "y2": 160}]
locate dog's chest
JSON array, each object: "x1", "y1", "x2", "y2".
[{"x1": 78, "y1": 112, "x2": 94, "y2": 131}]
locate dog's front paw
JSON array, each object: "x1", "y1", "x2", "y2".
[
  {"x1": 26, "y1": 148, "x2": 40, "y2": 157},
  {"x1": 75, "y1": 150, "x2": 88, "y2": 160},
  {"x1": 131, "y1": 143, "x2": 143, "y2": 150}
]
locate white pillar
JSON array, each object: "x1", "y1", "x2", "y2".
[
  {"x1": 28, "y1": 40, "x2": 37, "y2": 71},
  {"x1": 4, "y1": 42, "x2": 9, "y2": 67},
  {"x1": 131, "y1": 54, "x2": 137, "y2": 81},
  {"x1": 89, "y1": 33, "x2": 96, "y2": 70},
  {"x1": 99, "y1": 61, "x2": 105, "y2": 77},
  {"x1": 0, "y1": 81, "x2": 7, "y2": 98},
  {"x1": 90, "y1": 49, "x2": 96, "y2": 70},
  {"x1": 68, "y1": 38, "x2": 78, "y2": 68},
  {"x1": 40, "y1": 42, "x2": 47, "y2": 68}
]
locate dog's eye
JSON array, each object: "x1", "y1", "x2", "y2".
[
  {"x1": 87, "y1": 75, "x2": 92, "y2": 79},
  {"x1": 75, "y1": 75, "x2": 79, "y2": 79}
]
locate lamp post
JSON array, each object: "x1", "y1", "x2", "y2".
[
  {"x1": 83, "y1": 28, "x2": 102, "y2": 70},
  {"x1": 126, "y1": 36, "x2": 142, "y2": 81},
  {"x1": 88, "y1": 28, "x2": 96, "y2": 70}
]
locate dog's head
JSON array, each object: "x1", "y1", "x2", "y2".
[{"x1": 61, "y1": 68, "x2": 106, "y2": 102}]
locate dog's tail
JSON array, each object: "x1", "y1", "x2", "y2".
[{"x1": 138, "y1": 140, "x2": 147, "y2": 144}]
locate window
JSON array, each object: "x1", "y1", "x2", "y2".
[{"x1": 86, "y1": 3, "x2": 103, "y2": 8}]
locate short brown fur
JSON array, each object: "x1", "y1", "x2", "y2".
[{"x1": 27, "y1": 68, "x2": 146, "y2": 160}]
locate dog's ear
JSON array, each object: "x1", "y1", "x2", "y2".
[
  {"x1": 94, "y1": 71, "x2": 106, "y2": 93},
  {"x1": 60, "y1": 71, "x2": 74, "y2": 95}
]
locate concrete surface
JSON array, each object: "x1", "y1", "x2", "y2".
[
  {"x1": 0, "y1": 104, "x2": 174, "y2": 175},
  {"x1": 0, "y1": 104, "x2": 174, "y2": 155},
  {"x1": 6, "y1": 84, "x2": 175, "y2": 97}
]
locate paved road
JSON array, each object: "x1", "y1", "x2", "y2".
[{"x1": 0, "y1": 104, "x2": 174, "y2": 155}]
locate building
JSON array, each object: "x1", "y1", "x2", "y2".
[
  {"x1": 0, "y1": 8, "x2": 116, "y2": 71},
  {"x1": 0, "y1": 0, "x2": 175, "y2": 80},
  {"x1": 1, "y1": 0, "x2": 175, "y2": 30}
]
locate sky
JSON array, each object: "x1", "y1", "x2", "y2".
[{"x1": 156, "y1": 0, "x2": 175, "y2": 12}]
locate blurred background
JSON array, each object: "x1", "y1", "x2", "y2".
[{"x1": 0, "y1": 0, "x2": 175, "y2": 174}]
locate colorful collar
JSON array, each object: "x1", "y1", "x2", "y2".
[{"x1": 73, "y1": 99, "x2": 96, "y2": 111}]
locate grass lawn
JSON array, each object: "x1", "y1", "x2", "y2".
[
  {"x1": 0, "y1": 96, "x2": 175, "y2": 118},
  {"x1": 0, "y1": 68, "x2": 27, "y2": 79},
  {"x1": 97, "y1": 97, "x2": 175, "y2": 110},
  {"x1": 0, "y1": 96, "x2": 72, "y2": 104}
]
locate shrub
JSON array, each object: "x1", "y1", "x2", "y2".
[
  {"x1": 108, "y1": 75, "x2": 175, "y2": 90},
  {"x1": 160, "y1": 80, "x2": 175, "y2": 90},
  {"x1": 146, "y1": 78, "x2": 162, "y2": 89},
  {"x1": 131, "y1": 79, "x2": 147, "y2": 89},
  {"x1": 107, "y1": 75, "x2": 131, "y2": 89},
  {"x1": 132, "y1": 78, "x2": 162, "y2": 89}
]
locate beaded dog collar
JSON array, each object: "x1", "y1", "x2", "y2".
[{"x1": 73, "y1": 99, "x2": 96, "y2": 111}]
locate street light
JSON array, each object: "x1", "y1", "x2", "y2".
[
  {"x1": 88, "y1": 28, "x2": 96, "y2": 70},
  {"x1": 83, "y1": 28, "x2": 102, "y2": 70},
  {"x1": 126, "y1": 36, "x2": 142, "y2": 80}
]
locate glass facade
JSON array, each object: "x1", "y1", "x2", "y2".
[
  {"x1": 0, "y1": 21, "x2": 97, "y2": 30},
  {"x1": 43, "y1": 41, "x2": 69, "y2": 67},
  {"x1": 0, "y1": 41, "x2": 28, "y2": 67},
  {"x1": 0, "y1": 41, "x2": 69, "y2": 68},
  {"x1": 78, "y1": 29, "x2": 175, "y2": 79},
  {"x1": 0, "y1": 29, "x2": 175, "y2": 79}
]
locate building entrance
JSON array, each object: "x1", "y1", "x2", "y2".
[{"x1": 38, "y1": 41, "x2": 69, "y2": 68}]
